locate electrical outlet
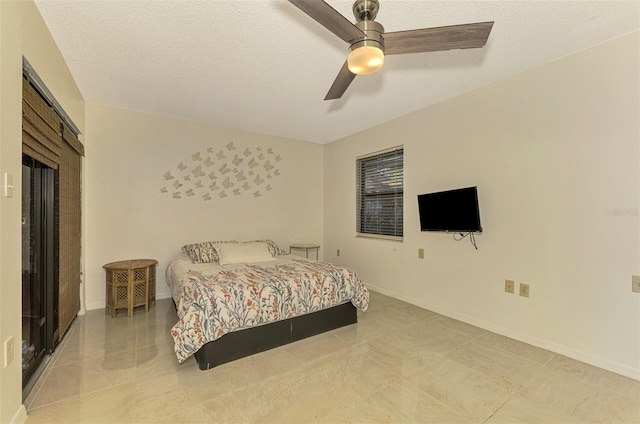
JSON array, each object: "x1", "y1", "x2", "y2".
[
  {"x1": 505, "y1": 279, "x2": 515, "y2": 294},
  {"x1": 418, "y1": 248, "x2": 424, "y2": 259},
  {"x1": 4, "y1": 336, "x2": 14, "y2": 367},
  {"x1": 336, "y1": 249, "x2": 340, "y2": 257},
  {"x1": 632, "y1": 275, "x2": 640, "y2": 293},
  {"x1": 519, "y1": 283, "x2": 530, "y2": 298}
]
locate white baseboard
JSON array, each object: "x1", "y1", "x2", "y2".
[
  {"x1": 366, "y1": 284, "x2": 640, "y2": 381},
  {"x1": 85, "y1": 301, "x2": 104, "y2": 311},
  {"x1": 11, "y1": 405, "x2": 27, "y2": 424}
]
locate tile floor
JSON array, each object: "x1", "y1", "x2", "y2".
[{"x1": 24, "y1": 291, "x2": 639, "y2": 423}]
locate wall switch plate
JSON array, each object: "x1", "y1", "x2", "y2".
[
  {"x1": 418, "y1": 248, "x2": 424, "y2": 259},
  {"x1": 505, "y1": 279, "x2": 515, "y2": 294},
  {"x1": 336, "y1": 249, "x2": 340, "y2": 257},
  {"x1": 632, "y1": 275, "x2": 640, "y2": 293},
  {"x1": 519, "y1": 283, "x2": 530, "y2": 298},
  {"x1": 4, "y1": 336, "x2": 14, "y2": 368},
  {"x1": 4, "y1": 173, "x2": 14, "y2": 198}
]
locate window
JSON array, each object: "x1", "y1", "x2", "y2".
[{"x1": 356, "y1": 147, "x2": 403, "y2": 240}]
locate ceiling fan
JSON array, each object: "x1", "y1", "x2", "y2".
[{"x1": 288, "y1": 0, "x2": 494, "y2": 100}]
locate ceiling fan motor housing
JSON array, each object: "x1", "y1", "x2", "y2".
[
  {"x1": 350, "y1": 19, "x2": 385, "y2": 53},
  {"x1": 350, "y1": 0, "x2": 384, "y2": 53}
]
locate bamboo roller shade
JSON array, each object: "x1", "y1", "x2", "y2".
[{"x1": 22, "y1": 78, "x2": 84, "y2": 338}]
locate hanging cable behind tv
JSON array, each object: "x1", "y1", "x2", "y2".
[{"x1": 453, "y1": 232, "x2": 478, "y2": 250}]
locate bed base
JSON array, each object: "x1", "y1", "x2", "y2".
[{"x1": 193, "y1": 302, "x2": 357, "y2": 370}]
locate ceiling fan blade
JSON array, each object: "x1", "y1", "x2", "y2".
[
  {"x1": 384, "y1": 22, "x2": 494, "y2": 55},
  {"x1": 289, "y1": 0, "x2": 365, "y2": 43},
  {"x1": 325, "y1": 61, "x2": 356, "y2": 100}
]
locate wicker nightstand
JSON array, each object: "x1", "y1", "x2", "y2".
[{"x1": 103, "y1": 259, "x2": 157, "y2": 317}]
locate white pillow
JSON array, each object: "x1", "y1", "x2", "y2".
[{"x1": 214, "y1": 242, "x2": 277, "y2": 265}]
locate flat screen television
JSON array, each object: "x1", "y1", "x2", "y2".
[{"x1": 418, "y1": 186, "x2": 482, "y2": 233}]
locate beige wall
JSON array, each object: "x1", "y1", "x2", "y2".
[
  {"x1": 84, "y1": 103, "x2": 324, "y2": 310},
  {"x1": 0, "y1": 1, "x2": 85, "y2": 423},
  {"x1": 324, "y1": 31, "x2": 640, "y2": 379}
]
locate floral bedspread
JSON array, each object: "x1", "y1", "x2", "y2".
[{"x1": 170, "y1": 258, "x2": 369, "y2": 362}]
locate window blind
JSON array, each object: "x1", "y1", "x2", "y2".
[
  {"x1": 356, "y1": 147, "x2": 404, "y2": 239},
  {"x1": 22, "y1": 73, "x2": 84, "y2": 339},
  {"x1": 58, "y1": 138, "x2": 82, "y2": 336},
  {"x1": 22, "y1": 79, "x2": 62, "y2": 170}
]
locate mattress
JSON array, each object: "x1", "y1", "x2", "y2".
[{"x1": 166, "y1": 253, "x2": 369, "y2": 362}]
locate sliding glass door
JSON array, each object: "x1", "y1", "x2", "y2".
[{"x1": 21, "y1": 154, "x2": 58, "y2": 388}]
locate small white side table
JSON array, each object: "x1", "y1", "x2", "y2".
[{"x1": 289, "y1": 243, "x2": 320, "y2": 260}]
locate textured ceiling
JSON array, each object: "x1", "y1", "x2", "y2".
[{"x1": 35, "y1": 0, "x2": 639, "y2": 144}]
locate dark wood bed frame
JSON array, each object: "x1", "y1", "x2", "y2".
[{"x1": 192, "y1": 302, "x2": 357, "y2": 370}]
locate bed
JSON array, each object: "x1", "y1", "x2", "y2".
[{"x1": 166, "y1": 240, "x2": 369, "y2": 370}]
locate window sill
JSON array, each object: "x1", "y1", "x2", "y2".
[{"x1": 356, "y1": 233, "x2": 403, "y2": 242}]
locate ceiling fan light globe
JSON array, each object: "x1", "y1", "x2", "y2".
[{"x1": 347, "y1": 45, "x2": 384, "y2": 75}]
